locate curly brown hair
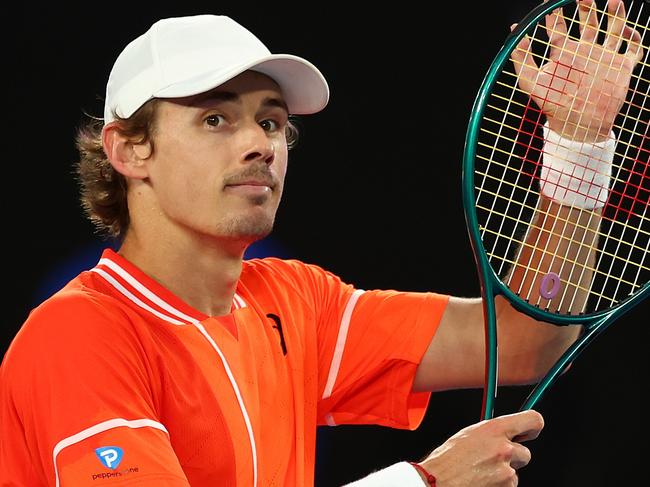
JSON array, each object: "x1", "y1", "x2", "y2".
[{"x1": 74, "y1": 99, "x2": 300, "y2": 240}]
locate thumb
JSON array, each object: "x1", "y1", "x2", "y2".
[
  {"x1": 510, "y1": 27, "x2": 539, "y2": 98},
  {"x1": 500, "y1": 409, "x2": 545, "y2": 442}
]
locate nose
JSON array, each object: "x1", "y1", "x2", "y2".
[{"x1": 241, "y1": 124, "x2": 275, "y2": 165}]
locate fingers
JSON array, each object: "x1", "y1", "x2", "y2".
[
  {"x1": 545, "y1": 5, "x2": 568, "y2": 55},
  {"x1": 496, "y1": 409, "x2": 545, "y2": 442},
  {"x1": 623, "y1": 23, "x2": 644, "y2": 64},
  {"x1": 548, "y1": 0, "x2": 638, "y2": 57},
  {"x1": 498, "y1": 411, "x2": 539, "y2": 472},
  {"x1": 510, "y1": 26, "x2": 540, "y2": 96},
  {"x1": 510, "y1": 442, "x2": 533, "y2": 470},
  {"x1": 601, "y1": 0, "x2": 644, "y2": 66},
  {"x1": 577, "y1": 0, "x2": 599, "y2": 44},
  {"x1": 604, "y1": 0, "x2": 628, "y2": 52}
]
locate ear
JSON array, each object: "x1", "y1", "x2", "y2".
[{"x1": 102, "y1": 122, "x2": 152, "y2": 179}]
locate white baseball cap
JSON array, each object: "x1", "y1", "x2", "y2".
[{"x1": 103, "y1": 14, "x2": 330, "y2": 123}]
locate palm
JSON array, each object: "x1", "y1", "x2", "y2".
[{"x1": 512, "y1": 0, "x2": 643, "y2": 142}]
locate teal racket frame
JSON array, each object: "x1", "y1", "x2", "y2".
[{"x1": 462, "y1": 0, "x2": 650, "y2": 420}]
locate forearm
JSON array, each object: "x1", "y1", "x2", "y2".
[
  {"x1": 504, "y1": 121, "x2": 616, "y2": 314},
  {"x1": 495, "y1": 295, "x2": 582, "y2": 384},
  {"x1": 496, "y1": 128, "x2": 615, "y2": 381},
  {"x1": 415, "y1": 129, "x2": 614, "y2": 390},
  {"x1": 506, "y1": 197, "x2": 601, "y2": 314}
]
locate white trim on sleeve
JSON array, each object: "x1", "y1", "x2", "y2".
[
  {"x1": 53, "y1": 418, "x2": 168, "y2": 487},
  {"x1": 321, "y1": 289, "x2": 365, "y2": 425}
]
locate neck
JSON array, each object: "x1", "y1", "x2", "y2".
[{"x1": 118, "y1": 230, "x2": 247, "y2": 317}]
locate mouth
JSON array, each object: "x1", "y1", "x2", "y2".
[
  {"x1": 224, "y1": 179, "x2": 275, "y2": 197},
  {"x1": 223, "y1": 163, "x2": 278, "y2": 199},
  {"x1": 226, "y1": 178, "x2": 275, "y2": 188}
]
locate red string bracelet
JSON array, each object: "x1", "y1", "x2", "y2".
[{"x1": 408, "y1": 462, "x2": 437, "y2": 486}]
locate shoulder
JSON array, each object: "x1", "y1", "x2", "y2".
[
  {"x1": 2, "y1": 280, "x2": 141, "y2": 380},
  {"x1": 240, "y1": 257, "x2": 358, "y2": 319},
  {"x1": 1, "y1": 280, "x2": 154, "y2": 416},
  {"x1": 20, "y1": 279, "x2": 130, "y2": 339}
]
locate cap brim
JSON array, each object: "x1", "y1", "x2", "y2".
[{"x1": 153, "y1": 54, "x2": 329, "y2": 115}]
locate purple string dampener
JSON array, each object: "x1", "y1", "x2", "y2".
[{"x1": 540, "y1": 272, "x2": 561, "y2": 300}]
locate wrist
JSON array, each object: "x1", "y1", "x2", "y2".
[
  {"x1": 341, "y1": 461, "x2": 427, "y2": 486},
  {"x1": 540, "y1": 122, "x2": 616, "y2": 209},
  {"x1": 408, "y1": 462, "x2": 437, "y2": 486},
  {"x1": 546, "y1": 120, "x2": 612, "y2": 144}
]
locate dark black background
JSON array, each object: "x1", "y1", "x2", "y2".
[{"x1": 4, "y1": 1, "x2": 647, "y2": 486}]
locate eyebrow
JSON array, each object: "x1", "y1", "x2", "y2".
[{"x1": 190, "y1": 90, "x2": 289, "y2": 113}]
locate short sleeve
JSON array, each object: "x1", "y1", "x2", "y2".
[
  {"x1": 0, "y1": 291, "x2": 190, "y2": 486},
  {"x1": 259, "y1": 259, "x2": 449, "y2": 431},
  {"x1": 316, "y1": 287, "x2": 448, "y2": 429}
]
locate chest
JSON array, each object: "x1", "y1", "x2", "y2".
[{"x1": 147, "y1": 307, "x2": 310, "y2": 486}]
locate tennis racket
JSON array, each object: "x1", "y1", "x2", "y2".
[{"x1": 462, "y1": 0, "x2": 650, "y2": 420}]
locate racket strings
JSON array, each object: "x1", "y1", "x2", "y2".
[
  {"x1": 496, "y1": 8, "x2": 587, "y2": 305},
  {"x1": 478, "y1": 18, "x2": 552, "y2": 280},
  {"x1": 476, "y1": 162, "x2": 650, "y2": 245},
  {"x1": 526, "y1": 1, "x2": 636, "y2": 310},
  {"x1": 531, "y1": 0, "x2": 647, "y2": 309},
  {"x1": 488, "y1": 80, "x2": 650, "y2": 197},
  {"x1": 493, "y1": 77, "x2": 650, "y2": 148},
  {"x1": 523, "y1": 9, "x2": 649, "y2": 68},
  {"x1": 481, "y1": 95, "x2": 650, "y2": 227},
  {"x1": 476, "y1": 123, "x2": 650, "y2": 230},
  {"x1": 482, "y1": 236, "x2": 644, "y2": 301},
  {"x1": 475, "y1": 190, "x2": 650, "y2": 276},
  {"x1": 588, "y1": 1, "x2": 650, "y2": 309},
  {"x1": 475, "y1": 195, "x2": 650, "y2": 299},
  {"x1": 475, "y1": 0, "x2": 650, "y2": 314}
]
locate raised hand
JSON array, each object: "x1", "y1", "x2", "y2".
[{"x1": 511, "y1": 0, "x2": 643, "y2": 142}]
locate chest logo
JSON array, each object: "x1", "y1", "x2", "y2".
[{"x1": 266, "y1": 313, "x2": 288, "y2": 355}]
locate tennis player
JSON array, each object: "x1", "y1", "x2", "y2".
[{"x1": 0, "y1": 1, "x2": 638, "y2": 485}]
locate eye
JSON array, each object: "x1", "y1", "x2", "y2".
[
  {"x1": 204, "y1": 114, "x2": 226, "y2": 127},
  {"x1": 259, "y1": 119, "x2": 281, "y2": 132}
]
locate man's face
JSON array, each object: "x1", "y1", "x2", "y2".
[{"x1": 141, "y1": 70, "x2": 290, "y2": 246}]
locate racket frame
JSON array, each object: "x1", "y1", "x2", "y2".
[{"x1": 461, "y1": 0, "x2": 650, "y2": 420}]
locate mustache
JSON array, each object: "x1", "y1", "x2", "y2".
[{"x1": 223, "y1": 164, "x2": 278, "y2": 188}]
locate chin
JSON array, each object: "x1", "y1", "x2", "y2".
[
  {"x1": 240, "y1": 226, "x2": 273, "y2": 244},
  {"x1": 221, "y1": 215, "x2": 275, "y2": 242}
]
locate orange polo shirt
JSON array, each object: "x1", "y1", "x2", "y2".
[{"x1": 0, "y1": 249, "x2": 448, "y2": 486}]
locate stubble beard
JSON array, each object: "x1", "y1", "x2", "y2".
[{"x1": 218, "y1": 208, "x2": 276, "y2": 245}]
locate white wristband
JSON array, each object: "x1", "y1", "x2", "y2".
[
  {"x1": 341, "y1": 461, "x2": 425, "y2": 486},
  {"x1": 540, "y1": 123, "x2": 616, "y2": 209}
]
